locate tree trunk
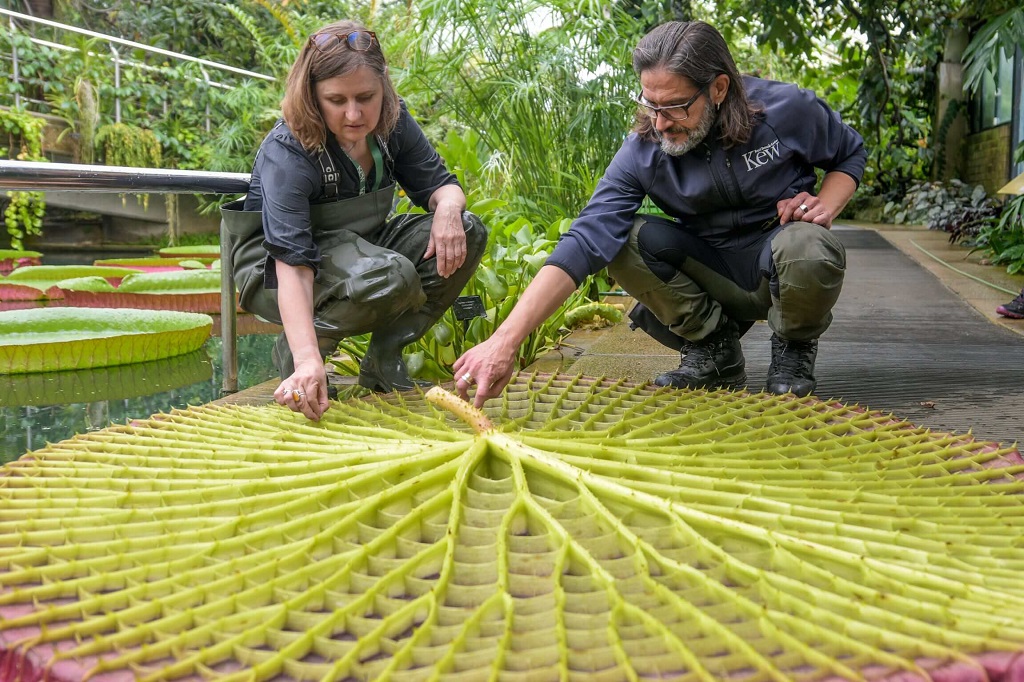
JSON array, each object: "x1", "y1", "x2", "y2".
[
  {"x1": 23, "y1": 0, "x2": 54, "y2": 18},
  {"x1": 933, "y1": 26, "x2": 969, "y2": 181}
]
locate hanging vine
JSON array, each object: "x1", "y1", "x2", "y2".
[
  {"x1": 0, "y1": 109, "x2": 47, "y2": 251},
  {"x1": 95, "y1": 122, "x2": 162, "y2": 168},
  {"x1": 96, "y1": 123, "x2": 163, "y2": 210}
]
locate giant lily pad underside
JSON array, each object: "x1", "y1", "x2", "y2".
[
  {"x1": 0, "y1": 308, "x2": 213, "y2": 374},
  {"x1": 1, "y1": 374, "x2": 1023, "y2": 681}
]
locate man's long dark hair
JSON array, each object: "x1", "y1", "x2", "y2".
[{"x1": 631, "y1": 21, "x2": 760, "y2": 148}]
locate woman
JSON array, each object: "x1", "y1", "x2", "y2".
[{"x1": 222, "y1": 20, "x2": 487, "y2": 421}]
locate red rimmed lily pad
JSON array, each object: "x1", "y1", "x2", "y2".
[
  {"x1": 0, "y1": 265, "x2": 143, "y2": 302},
  {"x1": 0, "y1": 307, "x2": 212, "y2": 374},
  {"x1": 94, "y1": 257, "x2": 217, "y2": 273},
  {"x1": 58, "y1": 270, "x2": 234, "y2": 314},
  {"x1": 157, "y1": 244, "x2": 221, "y2": 259},
  {"x1": 0, "y1": 250, "x2": 42, "y2": 276}
]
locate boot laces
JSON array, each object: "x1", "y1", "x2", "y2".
[{"x1": 775, "y1": 339, "x2": 815, "y2": 375}]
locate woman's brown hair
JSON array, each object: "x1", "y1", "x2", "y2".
[
  {"x1": 281, "y1": 20, "x2": 400, "y2": 151},
  {"x1": 631, "y1": 21, "x2": 760, "y2": 148}
]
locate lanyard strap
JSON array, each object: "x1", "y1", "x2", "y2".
[{"x1": 339, "y1": 137, "x2": 384, "y2": 195}]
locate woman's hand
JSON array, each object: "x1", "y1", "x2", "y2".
[
  {"x1": 274, "y1": 358, "x2": 330, "y2": 421},
  {"x1": 425, "y1": 198, "x2": 467, "y2": 278},
  {"x1": 452, "y1": 335, "x2": 518, "y2": 408},
  {"x1": 274, "y1": 261, "x2": 329, "y2": 421}
]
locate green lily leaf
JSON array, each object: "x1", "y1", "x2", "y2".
[
  {"x1": 158, "y1": 245, "x2": 221, "y2": 258},
  {"x1": 4, "y1": 265, "x2": 142, "y2": 282},
  {"x1": 1, "y1": 375, "x2": 1023, "y2": 680},
  {"x1": 1, "y1": 265, "x2": 144, "y2": 301},
  {"x1": 58, "y1": 270, "x2": 228, "y2": 313},
  {"x1": 0, "y1": 249, "x2": 42, "y2": 275},
  {"x1": 94, "y1": 257, "x2": 216, "y2": 272},
  {"x1": 0, "y1": 307, "x2": 212, "y2": 373}
]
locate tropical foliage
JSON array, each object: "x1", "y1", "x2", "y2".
[
  {"x1": 0, "y1": 108, "x2": 47, "y2": 249},
  {"x1": 2, "y1": 377, "x2": 1023, "y2": 678}
]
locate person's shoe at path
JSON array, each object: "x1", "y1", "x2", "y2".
[
  {"x1": 654, "y1": 319, "x2": 746, "y2": 390},
  {"x1": 996, "y1": 288, "x2": 1024, "y2": 319},
  {"x1": 765, "y1": 334, "x2": 818, "y2": 397}
]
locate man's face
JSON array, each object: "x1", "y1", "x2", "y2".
[{"x1": 639, "y1": 68, "x2": 716, "y2": 156}]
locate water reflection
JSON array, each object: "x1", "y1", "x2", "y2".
[{"x1": 0, "y1": 334, "x2": 277, "y2": 464}]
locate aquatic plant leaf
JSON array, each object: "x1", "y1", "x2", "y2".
[
  {"x1": 4, "y1": 265, "x2": 141, "y2": 282},
  {"x1": 59, "y1": 271, "x2": 228, "y2": 314},
  {"x1": 157, "y1": 245, "x2": 221, "y2": 258},
  {"x1": 0, "y1": 308, "x2": 212, "y2": 374},
  {"x1": 0, "y1": 281, "x2": 60, "y2": 301},
  {"x1": 1, "y1": 374, "x2": 1023, "y2": 681},
  {"x1": 93, "y1": 257, "x2": 216, "y2": 272},
  {"x1": 0, "y1": 251, "x2": 42, "y2": 276},
  {"x1": 1, "y1": 266, "x2": 144, "y2": 302}
]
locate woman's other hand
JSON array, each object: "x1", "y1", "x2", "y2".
[{"x1": 425, "y1": 186, "x2": 468, "y2": 278}]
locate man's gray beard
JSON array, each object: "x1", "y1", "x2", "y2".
[{"x1": 660, "y1": 104, "x2": 716, "y2": 156}]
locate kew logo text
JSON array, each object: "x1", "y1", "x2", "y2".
[{"x1": 742, "y1": 139, "x2": 781, "y2": 171}]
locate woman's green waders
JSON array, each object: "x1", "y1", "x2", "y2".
[{"x1": 221, "y1": 183, "x2": 487, "y2": 390}]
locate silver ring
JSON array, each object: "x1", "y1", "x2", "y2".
[
  {"x1": 460, "y1": 371, "x2": 474, "y2": 384},
  {"x1": 799, "y1": 203, "x2": 809, "y2": 212}
]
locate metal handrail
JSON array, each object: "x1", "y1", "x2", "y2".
[
  {"x1": 1, "y1": 8, "x2": 275, "y2": 82},
  {"x1": 0, "y1": 159, "x2": 251, "y2": 393}
]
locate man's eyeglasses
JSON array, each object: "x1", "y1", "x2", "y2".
[
  {"x1": 635, "y1": 87, "x2": 706, "y2": 122},
  {"x1": 310, "y1": 30, "x2": 378, "y2": 53}
]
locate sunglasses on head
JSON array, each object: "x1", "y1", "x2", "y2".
[{"x1": 310, "y1": 30, "x2": 378, "y2": 53}]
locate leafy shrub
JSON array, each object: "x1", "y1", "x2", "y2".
[
  {"x1": 0, "y1": 108, "x2": 47, "y2": 250},
  {"x1": 969, "y1": 193, "x2": 1024, "y2": 275},
  {"x1": 883, "y1": 179, "x2": 1001, "y2": 243}
]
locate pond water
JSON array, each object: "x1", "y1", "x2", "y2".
[{"x1": 0, "y1": 333, "x2": 278, "y2": 465}]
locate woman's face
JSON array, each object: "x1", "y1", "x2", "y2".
[{"x1": 314, "y1": 66, "x2": 383, "y2": 148}]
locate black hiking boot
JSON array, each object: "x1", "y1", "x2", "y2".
[
  {"x1": 996, "y1": 289, "x2": 1024, "y2": 319},
  {"x1": 653, "y1": 319, "x2": 746, "y2": 390},
  {"x1": 765, "y1": 334, "x2": 818, "y2": 397},
  {"x1": 358, "y1": 313, "x2": 435, "y2": 393}
]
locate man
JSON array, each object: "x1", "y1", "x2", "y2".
[{"x1": 453, "y1": 20, "x2": 866, "y2": 407}]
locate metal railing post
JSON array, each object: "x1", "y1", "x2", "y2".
[
  {"x1": 200, "y1": 67, "x2": 211, "y2": 133},
  {"x1": 109, "y1": 44, "x2": 121, "y2": 123},
  {"x1": 10, "y1": 17, "x2": 21, "y2": 108},
  {"x1": 0, "y1": 160, "x2": 251, "y2": 395},
  {"x1": 220, "y1": 226, "x2": 238, "y2": 393}
]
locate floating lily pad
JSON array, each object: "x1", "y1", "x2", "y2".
[
  {"x1": 1, "y1": 375, "x2": 1022, "y2": 680},
  {"x1": 0, "y1": 265, "x2": 143, "y2": 301},
  {"x1": 58, "y1": 270, "x2": 232, "y2": 313},
  {"x1": 0, "y1": 249, "x2": 42, "y2": 275},
  {"x1": 157, "y1": 244, "x2": 221, "y2": 258},
  {"x1": 0, "y1": 307, "x2": 213, "y2": 373},
  {"x1": 94, "y1": 257, "x2": 216, "y2": 272}
]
